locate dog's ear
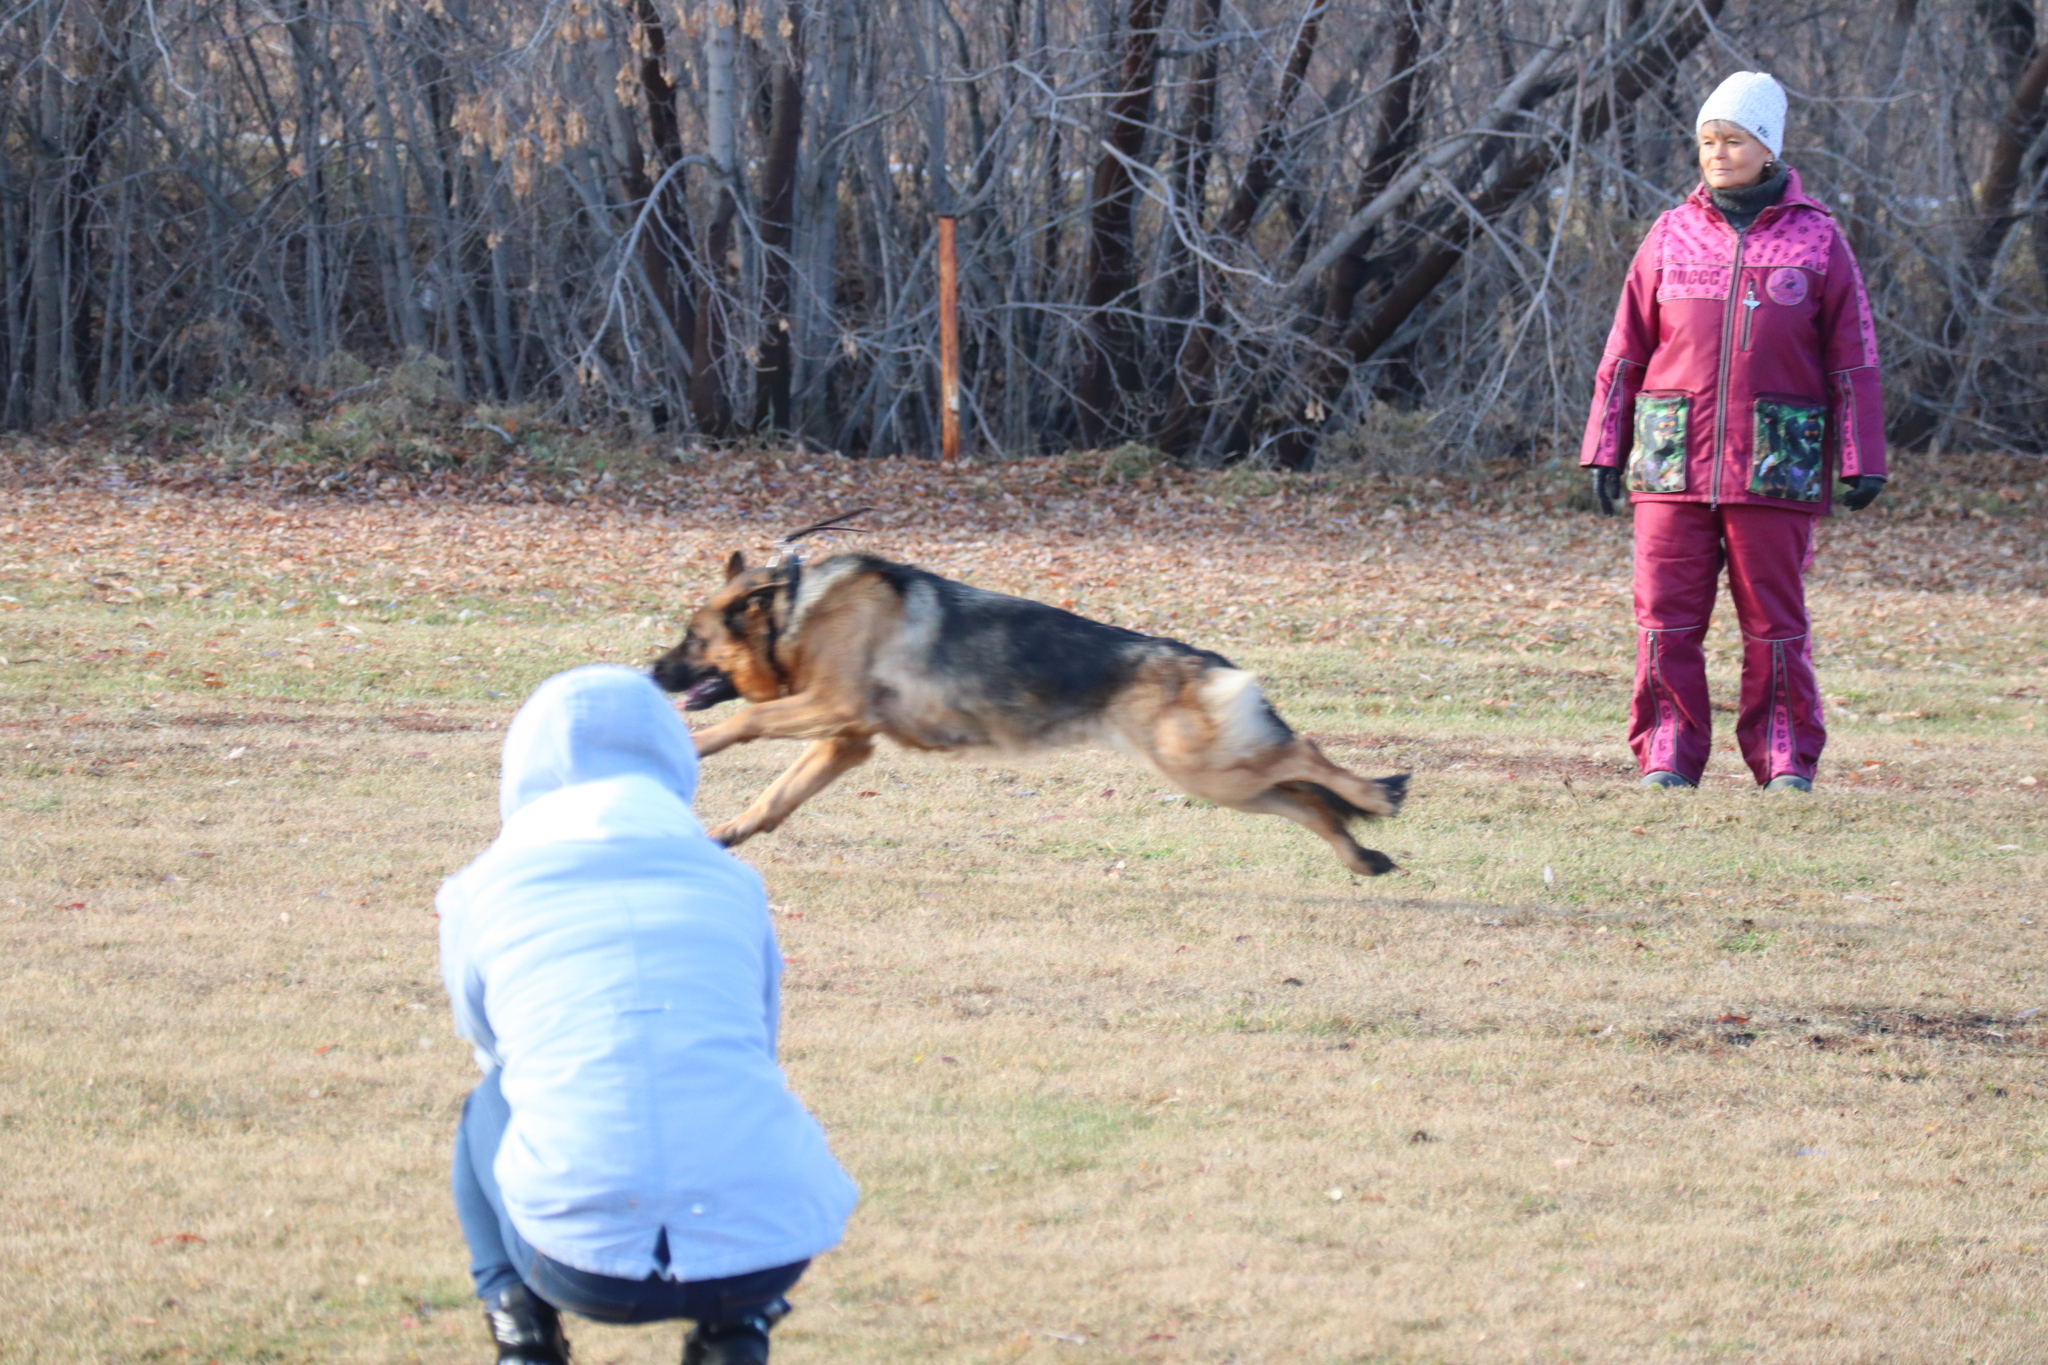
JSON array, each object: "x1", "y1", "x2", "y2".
[{"x1": 724, "y1": 550, "x2": 747, "y2": 581}]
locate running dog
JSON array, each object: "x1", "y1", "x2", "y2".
[{"x1": 652, "y1": 551, "x2": 1408, "y2": 875}]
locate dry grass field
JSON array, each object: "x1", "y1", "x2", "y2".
[{"x1": 3, "y1": 462, "x2": 2046, "y2": 1364}]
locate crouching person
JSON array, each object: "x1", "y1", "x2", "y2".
[{"x1": 439, "y1": 665, "x2": 857, "y2": 1364}]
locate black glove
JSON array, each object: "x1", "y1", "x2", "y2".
[
  {"x1": 1840, "y1": 475, "x2": 1886, "y2": 511},
  {"x1": 1593, "y1": 466, "x2": 1623, "y2": 517}
]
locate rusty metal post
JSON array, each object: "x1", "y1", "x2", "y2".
[{"x1": 937, "y1": 214, "x2": 961, "y2": 462}]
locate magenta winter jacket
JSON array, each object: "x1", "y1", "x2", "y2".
[{"x1": 1579, "y1": 169, "x2": 1885, "y2": 515}]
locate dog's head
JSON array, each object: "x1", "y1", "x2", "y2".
[{"x1": 651, "y1": 551, "x2": 797, "y2": 709}]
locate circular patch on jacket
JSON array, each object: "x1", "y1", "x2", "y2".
[{"x1": 1766, "y1": 267, "x2": 1809, "y2": 307}]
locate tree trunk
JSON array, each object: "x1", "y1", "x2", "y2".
[
  {"x1": 692, "y1": 1, "x2": 743, "y2": 436},
  {"x1": 59, "y1": 0, "x2": 134, "y2": 408},
  {"x1": 284, "y1": 0, "x2": 334, "y2": 375},
  {"x1": 1966, "y1": 46, "x2": 2048, "y2": 260},
  {"x1": 625, "y1": 0, "x2": 699, "y2": 383},
  {"x1": 1156, "y1": 0, "x2": 1328, "y2": 456},
  {"x1": 1844, "y1": 0, "x2": 1920, "y2": 261},
  {"x1": 355, "y1": 0, "x2": 427, "y2": 357},
  {"x1": 1322, "y1": 0, "x2": 1430, "y2": 336},
  {"x1": 0, "y1": 122, "x2": 27, "y2": 427},
  {"x1": 754, "y1": 0, "x2": 805, "y2": 432},
  {"x1": 1074, "y1": 0, "x2": 1171, "y2": 448},
  {"x1": 1893, "y1": 26, "x2": 2048, "y2": 446},
  {"x1": 921, "y1": 0, "x2": 952, "y2": 215},
  {"x1": 1216, "y1": 2, "x2": 1325, "y2": 239},
  {"x1": 793, "y1": 0, "x2": 856, "y2": 438},
  {"x1": 1029, "y1": 0, "x2": 1063, "y2": 365},
  {"x1": 1158, "y1": 0, "x2": 1220, "y2": 326},
  {"x1": 395, "y1": 12, "x2": 473, "y2": 396},
  {"x1": 31, "y1": 21, "x2": 67, "y2": 422}
]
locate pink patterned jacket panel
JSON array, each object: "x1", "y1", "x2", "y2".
[{"x1": 1579, "y1": 169, "x2": 1886, "y2": 515}]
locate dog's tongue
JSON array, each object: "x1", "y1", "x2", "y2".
[{"x1": 683, "y1": 678, "x2": 725, "y2": 709}]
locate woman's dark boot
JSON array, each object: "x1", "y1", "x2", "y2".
[
  {"x1": 483, "y1": 1284, "x2": 571, "y2": 1364},
  {"x1": 680, "y1": 1297, "x2": 789, "y2": 1365}
]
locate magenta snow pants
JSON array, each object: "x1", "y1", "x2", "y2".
[{"x1": 1629, "y1": 501, "x2": 1823, "y2": 786}]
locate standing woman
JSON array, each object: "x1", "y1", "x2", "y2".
[{"x1": 1580, "y1": 72, "x2": 1887, "y2": 791}]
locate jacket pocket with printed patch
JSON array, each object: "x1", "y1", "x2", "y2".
[
  {"x1": 1749, "y1": 395, "x2": 1826, "y2": 502},
  {"x1": 1627, "y1": 391, "x2": 1689, "y2": 493}
]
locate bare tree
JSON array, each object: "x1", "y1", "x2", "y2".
[
  {"x1": 1893, "y1": 1, "x2": 2048, "y2": 446},
  {"x1": 5, "y1": 0, "x2": 2048, "y2": 463}
]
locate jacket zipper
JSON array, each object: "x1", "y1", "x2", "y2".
[
  {"x1": 1711, "y1": 227, "x2": 1749, "y2": 507},
  {"x1": 1740, "y1": 280, "x2": 1759, "y2": 350}
]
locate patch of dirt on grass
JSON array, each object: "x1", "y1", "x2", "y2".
[
  {"x1": 57, "y1": 708, "x2": 493, "y2": 734},
  {"x1": 1308, "y1": 732, "x2": 1633, "y2": 782},
  {"x1": 1847, "y1": 1008, "x2": 2048, "y2": 1051},
  {"x1": 1646, "y1": 1008, "x2": 2048, "y2": 1056}
]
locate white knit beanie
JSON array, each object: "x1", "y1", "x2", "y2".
[{"x1": 1696, "y1": 72, "x2": 1787, "y2": 157}]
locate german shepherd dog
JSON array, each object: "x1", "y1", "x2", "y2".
[{"x1": 652, "y1": 552, "x2": 1409, "y2": 875}]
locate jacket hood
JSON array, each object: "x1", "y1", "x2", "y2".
[
  {"x1": 1688, "y1": 165, "x2": 1827, "y2": 221},
  {"x1": 498, "y1": 665, "x2": 699, "y2": 823}
]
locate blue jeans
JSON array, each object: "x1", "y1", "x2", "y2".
[{"x1": 451, "y1": 1071, "x2": 808, "y2": 1324}]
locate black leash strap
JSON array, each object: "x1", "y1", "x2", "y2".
[{"x1": 778, "y1": 507, "x2": 874, "y2": 548}]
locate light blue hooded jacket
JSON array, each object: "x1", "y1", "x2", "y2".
[{"x1": 437, "y1": 665, "x2": 857, "y2": 1282}]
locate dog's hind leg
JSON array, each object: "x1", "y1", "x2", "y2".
[
  {"x1": 706, "y1": 733, "x2": 876, "y2": 847},
  {"x1": 1115, "y1": 669, "x2": 1404, "y2": 876},
  {"x1": 1139, "y1": 741, "x2": 1399, "y2": 877},
  {"x1": 1235, "y1": 781, "x2": 1398, "y2": 876},
  {"x1": 1266, "y1": 738, "x2": 1408, "y2": 819}
]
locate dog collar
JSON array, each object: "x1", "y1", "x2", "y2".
[{"x1": 762, "y1": 562, "x2": 801, "y2": 694}]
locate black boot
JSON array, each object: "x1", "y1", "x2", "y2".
[
  {"x1": 483, "y1": 1284, "x2": 571, "y2": 1365},
  {"x1": 680, "y1": 1297, "x2": 790, "y2": 1365}
]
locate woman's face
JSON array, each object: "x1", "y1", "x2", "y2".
[{"x1": 1698, "y1": 121, "x2": 1772, "y2": 189}]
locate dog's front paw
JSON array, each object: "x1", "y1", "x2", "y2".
[{"x1": 705, "y1": 820, "x2": 750, "y2": 848}]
